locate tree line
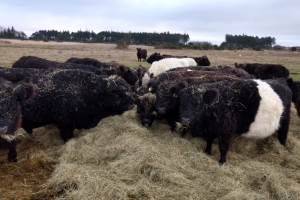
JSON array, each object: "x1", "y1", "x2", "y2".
[
  {"x1": 0, "y1": 26, "x2": 27, "y2": 39},
  {"x1": 28, "y1": 29, "x2": 190, "y2": 45},
  {"x1": 224, "y1": 34, "x2": 276, "y2": 49},
  {"x1": 1, "y1": 26, "x2": 283, "y2": 50}
]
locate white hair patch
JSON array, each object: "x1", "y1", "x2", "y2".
[{"x1": 242, "y1": 79, "x2": 284, "y2": 139}]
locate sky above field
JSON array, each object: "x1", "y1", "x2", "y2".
[{"x1": 1, "y1": 0, "x2": 299, "y2": 46}]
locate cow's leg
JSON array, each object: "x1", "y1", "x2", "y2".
[
  {"x1": 7, "y1": 140, "x2": 17, "y2": 162},
  {"x1": 58, "y1": 125, "x2": 74, "y2": 143},
  {"x1": 218, "y1": 136, "x2": 230, "y2": 164},
  {"x1": 277, "y1": 108, "x2": 291, "y2": 146},
  {"x1": 205, "y1": 136, "x2": 214, "y2": 155}
]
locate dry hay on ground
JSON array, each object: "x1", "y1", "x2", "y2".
[{"x1": 1, "y1": 105, "x2": 298, "y2": 199}]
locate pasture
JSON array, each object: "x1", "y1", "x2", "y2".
[{"x1": 1, "y1": 39, "x2": 300, "y2": 199}]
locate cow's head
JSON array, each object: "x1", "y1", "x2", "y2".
[
  {"x1": 179, "y1": 86, "x2": 220, "y2": 130},
  {"x1": 118, "y1": 65, "x2": 139, "y2": 86},
  {"x1": 146, "y1": 52, "x2": 163, "y2": 64},
  {"x1": 102, "y1": 76, "x2": 135, "y2": 114},
  {"x1": 0, "y1": 78, "x2": 36, "y2": 135},
  {"x1": 136, "y1": 93, "x2": 157, "y2": 128}
]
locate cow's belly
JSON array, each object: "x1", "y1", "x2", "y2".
[{"x1": 242, "y1": 80, "x2": 284, "y2": 139}]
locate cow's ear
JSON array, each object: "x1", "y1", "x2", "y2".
[
  {"x1": 169, "y1": 81, "x2": 188, "y2": 98},
  {"x1": 17, "y1": 83, "x2": 36, "y2": 105},
  {"x1": 119, "y1": 65, "x2": 126, "y2": 72},
  {"x1": 202, "y1": 88, "x2": 220, "y2": 106}
]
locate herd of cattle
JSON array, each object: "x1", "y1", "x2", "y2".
[{"x1": 0, "y1": 51, "x2": 299, "y2": 164}]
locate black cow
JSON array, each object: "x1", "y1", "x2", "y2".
[
  {"x1": 132, "y1": 65, "x2": 148, "y2": 87},
  {"x1": 178, "y1": 78, "x2": 292, "y2": 164},
  {"x1": 137, "y1": 48, "x2": 147, "y2": 62},
  {"x1": 12, "y1": 56, "x2": 106, "y2": 76},
  {"x1": 13, "y1": 56, "x2": 138, "y2": 86},
  {"x1": 19, "y1": 70, "x2": 135, "y2": 142},
  {"x1": 0, "y1": 77, "x2": 36, "y2": 162},
  {"x1": 146, "y1": 52, "x2": 210, "y2": 66},
  {"x1": 235, "y1": 63, "x2": 290, "y2": 79},
  {"x1": 135, "y1": 93, "x2": 157, "y2": 128},
  {"x1": 137, "y1": 71, "x2": 245, "y2": 129},
  {"x1": 65, "y1": 57, "x2": 109, "y2": 68},
  {"x1": 65, "y1": 57, "x2": 139, "y2": 86},
  {"x1": 287, "y1": 78, "x2": 300, "y2": 118}
]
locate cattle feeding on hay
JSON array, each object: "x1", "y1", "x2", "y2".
[
  {"x1": 235, "y1": 63, "x2": 290, "y2": 79},
  {"x1": 178, "y1": 78, "x2": 292, "y2": 164},
  {"x1": 0, "y1": 77, "x2": 36, "y2": 162},
  {"x1": 146, "y1": 52, "x2": 210, "y2": 66},
  {"x1": 136, "y1": 69, "x2": 248, "y2": 129},
  {"x1": 17, "y1": 70, "x2": 135, "y2": 143}
]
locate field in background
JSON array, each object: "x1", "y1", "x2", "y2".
[
  {"x1": 1, "y1": 39, "x2": 300, "y2": 199},
  {"x1": 1, "y1": 39, "x2": 300, "y2": 80}
]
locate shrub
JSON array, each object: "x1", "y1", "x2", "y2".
[
  {"x1": 116, "y1": 39, "x2": 129, "y2": 49},
  {"x1": 291, "y1": 47, "x2": 298, "y2": 51}
]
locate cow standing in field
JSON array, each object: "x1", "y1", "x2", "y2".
[
  {"x1": 0, "y1": 77, "x2": 36, "y2": 162},
  {"x1": 235, "y1": 63, "x2": 290, "y2": 79},
  {"x1": 146, "y1": 52, "x2": 211, "y2": 66},
  {"x1": 137, "y1": 48, "x2": 147, "y2": 62},
  {"x1": 178, "y1": 78, "x2": 292, "y2": 164}
]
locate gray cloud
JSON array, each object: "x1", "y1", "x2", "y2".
[{"x1": 1, "y1": 0, "x2": 299, "y2": 46}]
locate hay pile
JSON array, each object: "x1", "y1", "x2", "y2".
[{"x1": 19, "y1": 105, "x2": 300, "y2": 199}]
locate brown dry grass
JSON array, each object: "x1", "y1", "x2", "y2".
[{"x1": 1, "y1": 39, "x2": 300, "y2": 199}]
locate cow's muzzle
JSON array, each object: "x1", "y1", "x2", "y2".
[
  {"x1": 157, "y1": 107, "x2": 166, "y2": 115},
  {"x1": 0, "y1": 126, "x2": 8, "y2": 134},
  {"x1": 181, "y1": 118, "x2": 191, "y2": 126}
]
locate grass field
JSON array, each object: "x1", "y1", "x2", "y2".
[{"x1": 1, "y1": 39, "x2": 300, "y2": 199}]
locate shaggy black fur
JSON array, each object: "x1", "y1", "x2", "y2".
[
  {"x1": 0, "y1": 77, "x2": 36, "y2": 135},
  {"x1": 235, "y1": 63, "x2": 290, "y2": 79},
  {"x1": 137, "y1": 48, "x2": 147, "y2": 62},
  {"x1": 179, "y1": 78, "x2": 292, "y2": 164},
  {"x1": 19, "y1": 70, "x2": 135, "y2": 142},
  {"x1": 0, "y1": 78, "x2": 35, "y2": 162},
  {"x1": 147, "y1": 70, "x2": 246, "y2": 94},
  {"x1": 12, "y1": 56, "x2": 106, "y2": 76},
  {"x1": 167, "y1": 65, "x2": 253, "y2": 78}
]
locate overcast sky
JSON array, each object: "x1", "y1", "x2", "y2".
[{"x1": 1, "y1": 0, "x2": 299, "y2": 46}]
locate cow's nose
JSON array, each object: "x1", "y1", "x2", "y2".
[
  {"x1": 157, "y1": 107, "x2": 166, "y2": 115},
  {"x1": 142, "y1": 118, "x2": 151, "y2": 127},
  {"x1": 0, "y1": 126, "x2": 8, "y2": 134},
  {"x1": 181, "y1": 118, "x2": 191, "y2": 126}
]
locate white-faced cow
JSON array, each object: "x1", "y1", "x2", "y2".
[{"x1": 178, "y1": 78, "x2": 292, "y2": 164}]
